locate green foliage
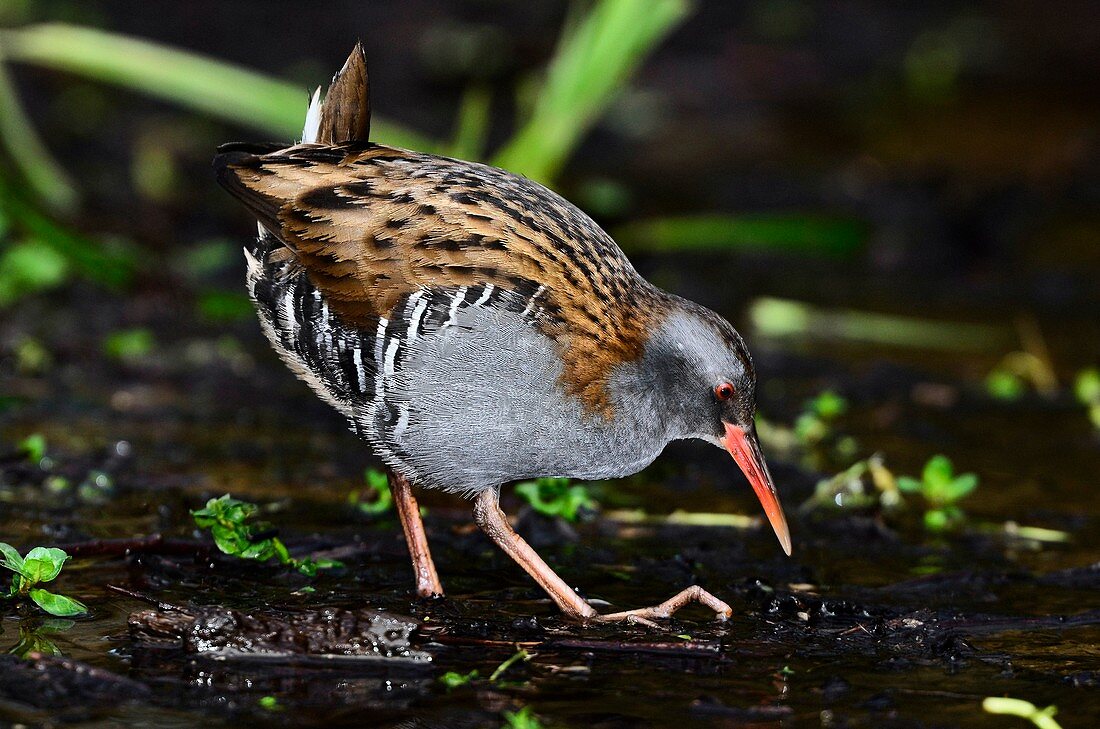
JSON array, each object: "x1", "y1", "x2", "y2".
[
  {"x1": 614, "y1": 214, "x2": 866, "y2": 257},
  {"x1": 1, "y1": 23, "x2": 432, "y2": 151},
  {"x1": 756, "y1": 389, "x2": 856, "y2": 470},
  {"x1": 896, "y1": 455, "x2": 978, "y2": 532},
  {"x1": 984, "y1": 351, "x2": 1058, "y2": 401},
  {"x1": 0, "y1": 173, "x2": 137, "y2": 291},
  {"x1": 0, "y1": 59, "x2": 77, "y2": 211},
  {"x1": 488, "y1": 648, "x2": 531, "y2": 683},
  {"x1": 196, "y1": 290, "x2": 254, "y2": 322},
  {"x1": 440, "y1": 648, "x2": 530, "y2": 691},
  {"x1": 0, "y1": 543, "x2": 88, "y2": 617},
  {"x1": 1073, "y1": 368, "x2": 1100, "y2": 431},
  {"x1": 350, "y1": 468, "x2": 394, "y2": 515},
  {"x1": 982, "y1": 697, "x2": 1062, "y2": 729},
  {"x1": 514, "y1": 477, "x2": 595, "y2": 522},
  {"x1": 493, "y1": 0, "x2": 690, "y2": 182},
  {"x1": 439, "y1": 669, "x2": 478, "y2": 689},
  {"x1": 502, "y1": 706, "x2": 542, "y2": 729},
  {"x1": 103, "y1": 328, "x2": 155, "y2": 362},
  {"x1": 257, "y1": 695, "x2": 282, "y2": 712},
  {"x1": 0, "y1": 240, "x2": 68, "y2": 307},
  {"x1": 191, "y1": 494, "x2": 343, "y2": 576},
  {"x1": 793, "y1": 390, "x2": 848, "y2": 446},
  {"x1": 17, "y1": 433, "x2": 46, "y2": 463},
  {"x1": 748, "y1": 297, "x2": 1009, "y2": 352}
]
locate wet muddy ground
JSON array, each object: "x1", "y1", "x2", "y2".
[{"x1": 2, "y1": 259, "x2": 1098, "y2": 727}]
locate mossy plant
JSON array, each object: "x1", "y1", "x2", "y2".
[
  {"x1": 514, "y1": 477, "x2": 595, "y2": 522},
  {"x1": 192, "y1": 494, "x2": 342, "y2": 576},
  {"x1": 897, "y1": 455, "x2": 978, "y2": 532}
]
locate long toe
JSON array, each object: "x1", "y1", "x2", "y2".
[{"x1": 594, "y1": 585, "x2": 733, "y2": 625}]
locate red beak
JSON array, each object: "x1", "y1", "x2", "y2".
[{"x1": 721, "y1": 422, "x2": 792, "y2": 556}]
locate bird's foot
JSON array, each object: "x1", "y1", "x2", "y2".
[{"x1": 591, "y1": 586, "x2": 733, "y2": 628}]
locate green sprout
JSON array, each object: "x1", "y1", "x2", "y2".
[
  {"x1": 191, "y1": 494, "x2": 342, "y2": 576},
  {"x1": 349, "y1": 468, "x2": 394, "y2": 515},
  {"x1": 982, "y1": 697, "x2": 1062, "y2": 729},
  {"x1": 502, "y1": 706, "x2": 543, "y2": 729},
  {"x1": 756, "y1": 389, "x2": 857, "y2": 468},
  {"x1": 257, "y1": 695, "x2": 282, "y2": 712},
  {"x1": 489, "y1": 648, "x2": 531, "y2": 683},
  {"x1": 896, "y1": 455, "x2": 978, "y2": 532},
  {"x1": 514, "y1": 477, "x2": 595, "y2": 522},
  {"x1": 440, "y1": 648, "x2": 531, "y2": 691},
  {"x1": 0, "y1": 543, "x2": 88, "y2": 617},
  {"x1": 984, "y1": 351, "x2": 1058, "y2": 401},
  {"x1": 16, "y1": 433, "x2": 46, "y2": 463},
  {"x1": 793, "y1": 390, "x2": 848, "y2": 446},
  {"x1": 1073, "y1": 367, "x2": 1100, "y2": 431},
  {"x1": 102, "y1": 327, "x2": 155, "y2": 362},
  {"x1": 439, "y1": 669, "x2": 479, "y2": 689}
]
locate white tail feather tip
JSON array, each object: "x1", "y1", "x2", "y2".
[{"x1": 301, "y1": 86, "x2": 322, "y2": 143}]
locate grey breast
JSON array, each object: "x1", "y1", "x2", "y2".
[
  {"x1": 245, "y1": 233, "x2": 672, "y2": 494},
  {"x1": 371, "y1": 286, "x2": 673, "y2": 494}
]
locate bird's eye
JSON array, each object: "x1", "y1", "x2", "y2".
[{"x1": 714, "y1": 383, "x2": 735, "y2": 401}]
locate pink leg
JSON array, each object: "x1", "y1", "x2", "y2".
[
  {"x1": 390, "y1": 473, "x2": 443, "y2": 598},
  {"x1": 472, "y1": 490, "x2": 731, "y2": 626}
]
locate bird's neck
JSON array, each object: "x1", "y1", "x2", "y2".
[{"x1": 606, "y1": 301, "x2": 709, "y2": 445}]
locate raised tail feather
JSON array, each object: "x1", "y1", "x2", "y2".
[{"x1": 212, "y1": 41, "x2": 371, "y2": 234}]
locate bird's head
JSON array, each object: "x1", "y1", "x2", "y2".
[{"x1": 623, "y1": 297, "x2": 791, "y2": 556}]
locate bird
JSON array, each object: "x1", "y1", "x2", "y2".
[{"x1": 214, "y1": 44, "x2": 790, "y2": 625}]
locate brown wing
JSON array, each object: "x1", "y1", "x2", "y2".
[{"x1": 215, "y1": 143, "x2": 664, "y2": 415}]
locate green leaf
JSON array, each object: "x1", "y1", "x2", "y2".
[
  {"x1": 17, "y1": 433, "x2": 46, "y2": 462},
  {"x1": 0, "y1": 23, "x2": 436, "y2": 151},
  {"x1": 102, "y1": 328, "x2": 155, "y2": 362},
  {"x1": 0, "y1": 240, "x2": 69, "y2": 308},
  {"x1": 1074, "y1": 368, "x2": 1100, "y2": 406},
  {"x1": 895, "y1": 477, "x2": 922, "y2": 494},
  {"x1": 209, "y1": 523, "x2": 249, "y2": 556},
  {"x1": 923, "y1": 509, "x2": 950, "y2": 532},
  {"x1": 440, "y1": 669, "x2": 479, "y2": 689},
  {"x1": 196, "y1": 290, "x2": 253, "y2": 322},
  {"x1": 296, "y1": 557, "x2": 342, "y2": 577},
  {"x1": 28, "y1": 588, "x2": 87, "y2": 616},
  {"x1": 356, "y1": 469, "x2": 393, "y2": 514},
  {"x1": 493, "y1": 0, "x2": 691, "y2": 183},
  {"x1": 258, "y1": 695, "x2": 282, "y2": 711},
  {"x1": 21, "y1": 547, "x2": 69, "y2": 583},
  {"x1": 946, "y1": 473, "x2": 978, "y2": 502},
  {"x1": 922, "y1": 455, "x2": 954, "y2": 490},
  {"x1": 0, "y1": 542, "x2": 24, "y2": 574},
  {"x1": 614, "y1": 214, "x2": 867, "y2": 257},
  {"x1": 502, "y1": 705, "x2": 542, "y2": 729},
  {"x1": 810, "y1": 391, "x2": 848, "y2": 420},
  {"x1": 270, "y1": 538, "x2": 291, "y2": 565},
  {"x1": 986, "y1": 370, "x2": 1025, "y2": 400}
]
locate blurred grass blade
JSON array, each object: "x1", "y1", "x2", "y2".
[
  {"x1": 493, "y1": 0, "x2": 691, "y2": 182},
  {"x1": 446, "y1": 84, "x2": 491, "y2": 160},
  {"x1": 614, "y1": 214, "x2": 867, "y2": 257},
  {"x1": 0, "y1": 59, "x2": 78, "y2": 212},
  {"x1": 0, "y1": 173, "x2": 137, "y2": 289},
  {"x1": 0, "y1": 23, "x2": 436, "y2": 150},
  {"x1": 749, "y1": 297, "x2": 1011, "y2": 352}
]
